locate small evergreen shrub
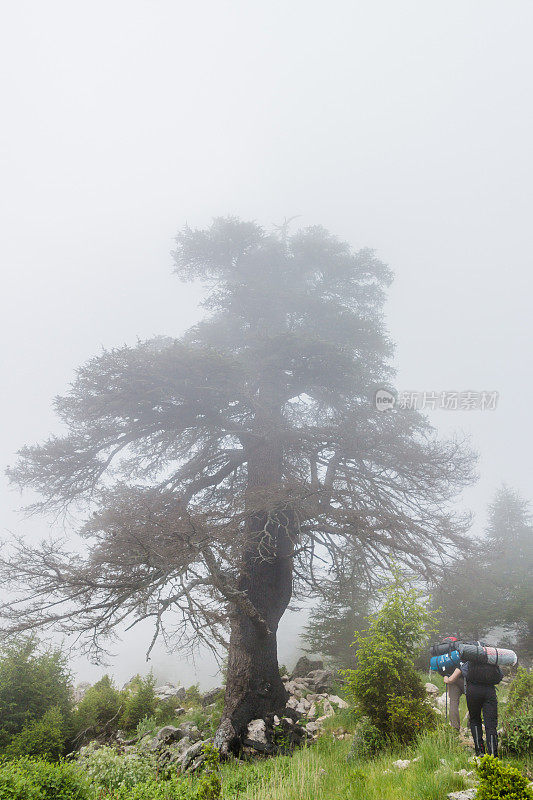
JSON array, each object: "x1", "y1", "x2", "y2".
[
  {"x1": 0, "y1": 758, "x2": 90, "y2": 800},
  {"x1": 342, "y1": 571, "x2": 438, "y2": 743},
  {"x1": 475, "y1": 755, "x2": 533, "y2": 800},
  {"x1": 4, "y1": 706, "x2": 65, "y2": 760},
  {"x1": 72, "y1": 675, "x2": 122, "y2": 741},
  {"x1": 121, "y1": 674, "x2": 157, "y2": 731}
]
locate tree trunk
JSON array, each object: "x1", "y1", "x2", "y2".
[{"x1": 215, "y1": 425, "x2": 294, "y2": 755}]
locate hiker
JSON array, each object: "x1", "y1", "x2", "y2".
[
  {"x1": 444, "y1": 660, "x2": 502, "y2": 756},
  {"x1": 433, "y1": 636, "x2": 463, "y2": 731}
]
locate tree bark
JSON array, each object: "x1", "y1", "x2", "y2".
[{"x1": 215, "y1": 426, "x2": 294, "y2": 755}]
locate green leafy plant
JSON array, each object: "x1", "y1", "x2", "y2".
[
  {"x1": 500, "y1": 709, "x2": 533, "y2": 756},
  {"x1": 475, "y1": 754, "x2": 533, "y2": 799},
  {"x1": 506, "y1": 668, "x2": 533, "y2": 717},
  {"x1": 195, "y1": 743, "x2": 221, "y2": 800},
  {"x1": 71, "y1": 675, "x2": 122, "y2": 742},
  {"x1": 386, "y1": 695, "x2": 437, "y2": 745},
  {"x1": 0, "y1": 758, "x2": 90, "y2": 800},
  {"x1": 346, "y1": 715, "x2": 384, "y2": 759},
  {"x1": 74, "y1": 742, "x2": 159, "y2": 792}
]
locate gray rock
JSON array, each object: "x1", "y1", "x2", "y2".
[
  {"x1": 305, "y1": 669, "x2": 335, "y2": 692},
  {"x1": 425, "y1": 682, "x2": 439, "y2": 695},
  {"x1": 177, "y1": 739, "x2": 212, "y2": 771},
  {"x1": 201, "y1": 687, "x2": 223, "y2": 706},
  {"x1": 447, "y1": 791, "x2": 476, "y2": 800},
  {"x1": 291, "y1": 656, "x2": 324, "y2": 678},
  {"x1": 328, "y1": 694, "x2": 349, "y2": 709},
  {"x1": 392, "y1": 759, "x2": 411, "y2": 769},
  {"x1": 246, "y1": 718, "x2": 268, "y2": 746},
  {"x1": 150, "y1": 726, "x2": 184, "y2": 749},
  {"x1": 154, "y1": 683, "x2": 186, "y2": 701}
]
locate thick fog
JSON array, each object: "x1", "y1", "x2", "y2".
[{"x1": 1, "y1": 1, "x2": 531, "y2": 688}]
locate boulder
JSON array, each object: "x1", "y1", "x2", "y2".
[
  {"x1": 150, "y1": 726, "x2": 184, "y2": 750},
  {"x1": 425, "y1": 682, "x2": 439, "y2": 695},
  {"x1": 201, "y1": 687, "x2": 224, "y2": 706},
  {"x1": 436, "y1": 693, "x2": 448, "y2": 709},
  {"x1": 447, "y1": 792, "x2": 476, "y2": 800},
  {"x1": 154, "y1": 683, "x2": 186, "y2": 701},
  {"x1": 295, "y1": 697, "x2": 311, "y2": 715},
  {"x1": 321, "y1": 699, "x2": 335, "y2": 717},
  {"x1": 246, "y1": 719, "x2": 268, "y2": 746},
  {"x1": 291, "y1": 656, "x2": 324, "y2": 678},
  {"x1": 327, "y1": 695, "x2": 348, "y2": 709},
  {"x1": 176, "y1": 739, "x2": 212, "y2": 771},
  {"x1": 305, "y1": 669, "x2": 335, "y2": 692}
]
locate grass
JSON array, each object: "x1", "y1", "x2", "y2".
[{"x1": 219, "y1": 727, "x2": 476, "y2": 800}]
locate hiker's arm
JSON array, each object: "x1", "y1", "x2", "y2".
[{"x1": 443, "y1": 668, "x2": 462, "y2": 684}]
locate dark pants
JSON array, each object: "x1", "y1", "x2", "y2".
[{"x1": 466, "y1": 682, "x2": 498, "y2": 756}]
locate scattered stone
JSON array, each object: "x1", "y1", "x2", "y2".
[
  {"x1": 392, "y1": 759, "x2": 411, "y2": 769},
  {"x1": 425, "y1": 682, "x2": 439, "y2": 695},
  {"x1": 286, "y1": 696, "x2": 299, "y2": 710},
  {"x1": 295, "y1": 697, "x2": 311, "y2": 714},
  {"x1": 447, "y1": 791, "x2": 476, "y2": 800},
  {"x1": 307, "y1": 703, "x2": 317, "y2": 719}
]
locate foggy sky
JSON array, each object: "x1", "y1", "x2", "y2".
[{"x1": 1, "y1": 1, "x2": 532, "y2": 688}]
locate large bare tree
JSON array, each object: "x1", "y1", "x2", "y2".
[{"x1": 1, "y1": 218, "x2": 474, "y2": 753}]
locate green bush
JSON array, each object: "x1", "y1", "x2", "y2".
[
  {"x1": 506, "y1": 668, "x2": 533, "y2": 717},
  {"x1": 475, "y1": 754, "x2": 533, "y2": 799},
  {"x1": 195, "y1": 744, "x2": 221, "y2": 800},
  {"x1": 105, "y1": 774, "x2": 193, "y2": 800},
  {"x1": 75, "y1": 743, "x2": 158, "y2": 792},
  {"x1": 342, "y1": 571, "x2": 438, "y2": 743},
  {"x1": 0, "y1": 757, "x2": 90, "y2": 800},
  {"x1": 71, "y1": 675, "x2": 122, "y2": 742},
  {"x1": 0, "y1": 637, "x2": 73, "y2": 753},
  {"x1": 386, "y1": 695, "x2": 437, "y2": 745},
  {"x1": 4, "y1": 707, "x2": 65, "y2": 761},
  {"x1": 347, "y1": 715, "x2": 384, "y2": 759},
  {"x1": 500, "y1": 709, "x2": 533, "y2": 756}
]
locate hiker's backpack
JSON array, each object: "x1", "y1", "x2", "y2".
[
  {"x1": 430, "y1": 637, "x2": 459, "y2": 657},
  {"x1": 466, "y1": 662, "x2": 504, "y2": 686}
]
